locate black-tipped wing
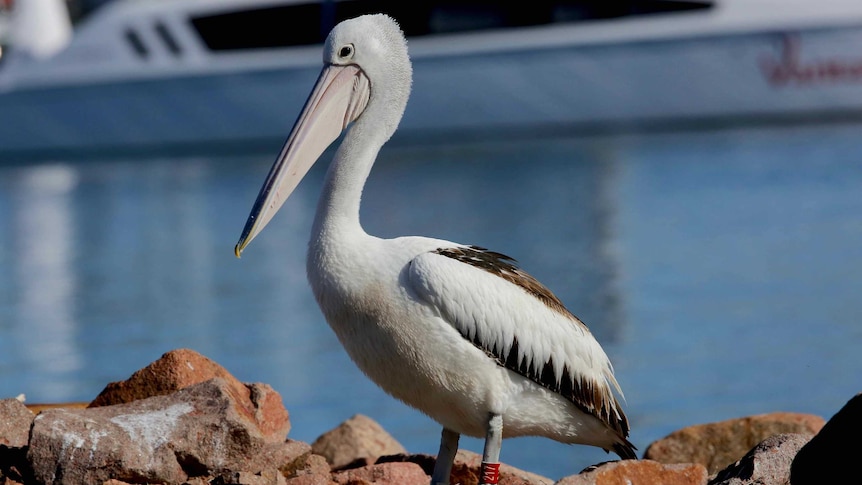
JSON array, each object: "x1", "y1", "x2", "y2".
[{"x1": 408, "y1": 245, "x2": 631, "y2": 443}]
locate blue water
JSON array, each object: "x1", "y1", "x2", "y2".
[{"x1": 1, "y1": 124, "x2": 861, "y2": 480}]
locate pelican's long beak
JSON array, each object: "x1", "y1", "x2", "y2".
[{"x1": 234, "y1": 64, "x2": 370, "y2": 257}]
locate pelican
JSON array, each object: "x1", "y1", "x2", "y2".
[{"x1": 234, "y1": 14, "x2": 635, "y2": 484}]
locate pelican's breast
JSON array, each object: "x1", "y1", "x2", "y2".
[{"x1": 307, "y1": 236, "x2": 507, "y2": 434}]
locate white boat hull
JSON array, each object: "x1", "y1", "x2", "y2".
[{"x1": 3, "y1": 19, "x2": 862, "y2": 159}]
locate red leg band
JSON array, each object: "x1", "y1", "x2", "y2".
[{"x1": 480, "y1": 461, "x2": 500, "y2": 484}]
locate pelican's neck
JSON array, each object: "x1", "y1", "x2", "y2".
[{"x1": 311, "y1": 119, "x2": 383, "y2": 244}]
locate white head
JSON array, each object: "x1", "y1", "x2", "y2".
[
  {"x1": 324, "y1": 14, "x2": 412, "y2": 140},
  {"x1": 234, "y1": 14, "x2": 413, "y2": 256}
]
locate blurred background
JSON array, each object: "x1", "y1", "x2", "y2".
[{"x1": 1, "y1": 0, "x2": 862, "y2": 480}]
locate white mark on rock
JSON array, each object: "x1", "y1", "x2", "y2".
[
  {"x1": 87, "y1": 429, "x2": 108, "y2": 462},
  {"x1": 110, "y1": 402, "x2": 193, "y2": 452},
  {"x1": 60, "y1": 428, "x2": 85, "y2": 452},
  {"x1": 54, "y1": 428, "x2": 86, "y2": 483},
  {"x1": 52, "y1": 411, "x2": 100, "y2": 474}
]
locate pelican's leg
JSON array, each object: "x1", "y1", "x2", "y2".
[
  {"x1": 431, "y1": 427, "x2": 460, "y2": 485},
  {"x1": 480, "y1": 413, "x2": 503, "y2": 485}
]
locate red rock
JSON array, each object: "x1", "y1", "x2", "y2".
[
  {"x1": 644, "y1": 412, "x2": 824, "y2": 474},
  {"x1": 183, "y1": 478, "x2": 215, "y2": 485},
  {"x1": 0, "y1": 399, "x2": 34, "y2": 448},
  {"x1": 374, "y1": 453, "x2": 435, "y2": 474},
  {"x1": 27, "y1": 378, "x2": 297, "y2": 485},
  {"x1": 90, "y1": 348, "x2": 290, "y2": 442},
  {"x1": 0, "y1": 399, "x2": 34, "y2": 485},
  {"x1": 249, "y1": 383, "x2": 292, "y2": 441},
  {"x1": 311, "y1": 415, "x2": 406, "y2": 470},
  {"x1": 90, "y1": 348, "x2": 237, "y2": 406},
  {"x1": 556, "y1": 459, "x2": 708, "y2": 485},
  {"x1": 285, "y1": 476, "x2": 338, "y2": 485},
  {"x1": 710, "y1": 433, "x2": 810, "y2": 485},
  {"x1": 376, "y1": 451, "x2": 552, "y2": 485},
  {"x1": 331, "y1": 462, "x2": 428, "y2": 484},
  {"x1": 284, "y1": 454, "x2": 337, "y2": 485},
  {"x1": 215, "y1": 469, "x2": 288, "y2": 485},
  {"x1": 451, "y1": 450, "x2": 553, "y2": 485},
  {"x1": 791, "y1": 392, "x2": 862, "y2": 485},
  {"x1": 306, "y1": 454, "x2": 334, "y2": 475},
  {"x1": 262, "y1": 440, "x2": 314, "y2": 479}
]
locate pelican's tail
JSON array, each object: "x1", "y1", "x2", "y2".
[{"x1": 611, "y1": 439, "x2": 638, "y2": 460}]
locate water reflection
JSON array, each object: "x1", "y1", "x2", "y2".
[{"x1": 8, "y1": 163, "x2": 82, "y2": 400}]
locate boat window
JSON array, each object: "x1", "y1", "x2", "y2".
[
  {"x1": 191, "y1": 3, "x2": 325, "y2": 51},
  {"x1": 124, "y1": 28, "x2": 149, "y2": 58},
  {"x1": 190, "y1": 0, "x2": 712, "y2": 52},
  {"x1": 155, "y1": 21, "x2": 183, "y2": 56},
  {"x1": 551, "y1": 1, "x2": 711, "y2": 22}
]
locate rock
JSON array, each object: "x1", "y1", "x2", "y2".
[
  {"x1": 90, "y1": 348, "x2": 290, "y2": 442},
  {"x1": 374, "y1": 453, "x2": 436, "y2": 474},
  {"x1": 556, "y1": 460, "x2": 708, "y2": 485},
  {"x1": 0, "y1": 398, "x2": 34, "y2": 448},
  {"x1": 265, "y1": 440, "x2": 315, "y2": 478},
  {"x1": 90, "y1": 348, "x2": 240, "y2": 406},
  {"x1": 644, "y1": 412, "x2": 824, "y2": 474},
  {"x1": 0, "y1": 449, "x2": 29, "y2": 485},
  {"x1": 248, "y1": 382, "x2": 292, "y2": 441},
  {"x1": 27, "y1": 378, "x2": 296, "y2": 485},
  {"x1": 0, "y1": 399, "x2": 34, "y2": 484},
  {"x1": 791, "y1": 393, "x2": 862, "y2": 485},
  {"x1": 284, "y1": 454, "x2": 336, "y2": 485},
  {"x1": 331, "y1": 461, "x2": 429, "y2": 484},
  {"x1": 0, "y1": 447, "x2": 29, "y2": 485},
  {"x1": 214, "y1": 469, "x2": 288, "y2": 485},
  {"x1": 451, "y1": 450, "x2": 553, "y2": 485},
  {"x1": 183, "y1": 478, "x2": 216, "y2": 485},
  {"x1": 23, "y1": 402, "x2": 88, "y2": 414},
  {"x1": 284, "y1": 476, "x2": 337, "y2": 485},
  {"x1": 311, "y1": 415, "x2": 406, "y2": 470},
  {"x1": 279, "y1": 450, "x2": 328, "y2": 479},
  {"x1": 376, "y1": 451, "x2": 552, "y2": 485},
  {"x1": 710, "y1": 433, "x2": 810, "y2": 485}
]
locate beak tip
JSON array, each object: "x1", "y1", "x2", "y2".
[{"x1": 234, "y1": 243, "x2": 243, "y2": 259}]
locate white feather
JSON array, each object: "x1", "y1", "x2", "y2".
[{"x1": 408, "y1": 249, "x2": 620, "y2": 401}]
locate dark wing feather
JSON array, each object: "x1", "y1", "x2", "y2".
[{"x1": 413, "y1": 245, "x2": 633, "y2": 452}]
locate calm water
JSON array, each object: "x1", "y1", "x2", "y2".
[{"x1": 1, "y1": 124, "x2": 861, "y2": 480}]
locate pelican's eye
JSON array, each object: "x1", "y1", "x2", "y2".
[{"x1": 339, "y1": 44, "x2": 354, "y2": 59}]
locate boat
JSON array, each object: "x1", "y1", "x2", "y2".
[
  {"x1": 0, "y1": 0, "x2": 10, "y2": 57},
  {"x1": 3, "y1": 0, "x2": 862, "y2": 161}
]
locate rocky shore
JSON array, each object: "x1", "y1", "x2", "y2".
[{"x1": 0, "y1": 349, "x2": 855, "y2": 485}]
